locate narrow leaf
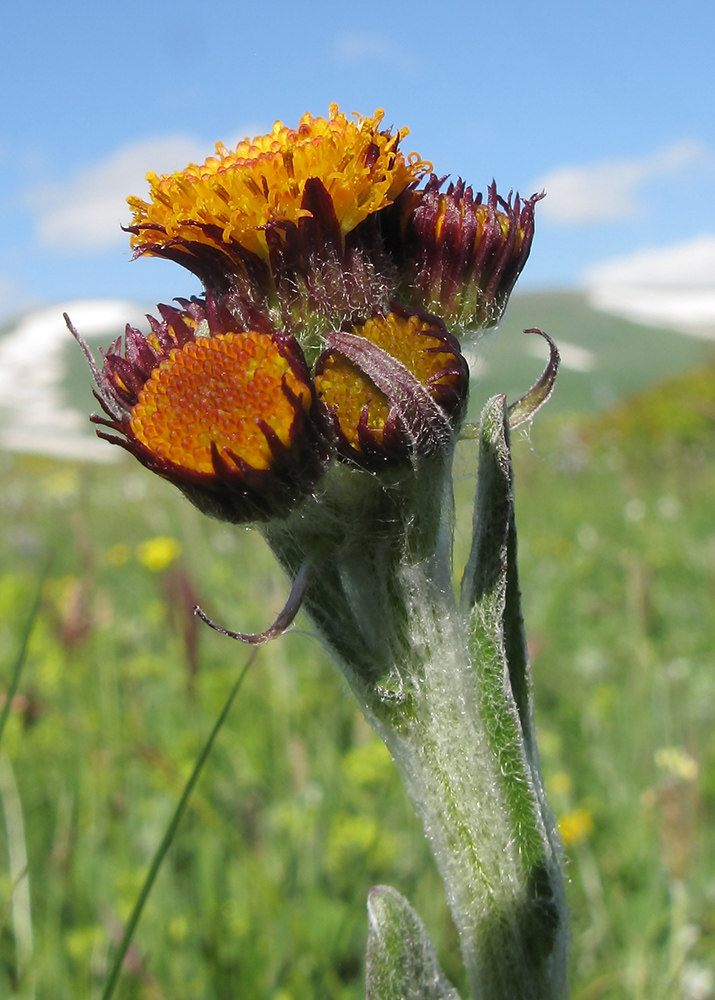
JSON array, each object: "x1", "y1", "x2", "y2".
[{"x1": 459, "y1": 396, "x2": 565, "y2": 976}]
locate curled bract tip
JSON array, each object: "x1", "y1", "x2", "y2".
[
  {"x1": 194, "y1": 560, "x2": 314, "y2": 644},
  {"x1": 508, "y1": 328, "x2": 560, "y2": 429}
]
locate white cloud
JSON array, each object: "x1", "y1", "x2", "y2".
[
  {"x1": 0, "y1": 276, "x2": 21, "y2": 322},
  {"x1": 0, "y1": 275, "x2": 37, "y2": 326},
  {"x1": 534, "y1": 142, "x2": 704, "y2": 225},
  {"x1": 0, "y1": 275, "x2": 15, "y2": 302},
  {"x1": 584, "y1": 235, "x2": 715, "y2": 288},
  {"x1": 28, "y1": 136, "x2": 209, "y2": 252},
  {"x1": 583, "y1": 235, "x2": 715, "y2": 336},
  {"x1": 337, "y1": 32, "x2": 392, "y2": 60}
]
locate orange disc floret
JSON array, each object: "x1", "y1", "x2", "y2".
[
  {"x1": 130, "y1": 332, "x2": 312, "y2": 475},
  {"x1": 314, "y1": 307, "x2": 469, "y2": 462},
  {"x1": 357, "y1": 311, "x2": 463, "y2": 392},
  {"x1": 314, "y1": 356, "x2": 391, "y2": 450},
  {"x1": 128, "y1": 105, "x2": 430, "y2": 264}
]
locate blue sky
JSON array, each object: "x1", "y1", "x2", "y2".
[{"x1": 2, "y1": 0, "x2": 715, "y2": 318}]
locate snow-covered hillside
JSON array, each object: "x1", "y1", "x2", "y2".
[{"x1": 0, "y1": 300, "x2": 148, "y2": 461}]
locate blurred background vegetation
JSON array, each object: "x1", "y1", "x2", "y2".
[{"x1": 1, "y1": 294, "x2": 715, "y2": 999}]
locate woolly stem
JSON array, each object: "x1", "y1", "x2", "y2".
[{"x1": 265, "y1": 397, "x2": 568, "y2": 999}]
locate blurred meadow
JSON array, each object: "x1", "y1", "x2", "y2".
[{"x1": 2, "y1": 298, "x2": 715, "y2": 999}]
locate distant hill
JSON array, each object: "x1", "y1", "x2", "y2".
[
  {"x1": 468, "y1": 291, "x2": 711, "y2": 419},
  {"x1": 0, "y1": 293, "x2": 711, "y2": 461}
]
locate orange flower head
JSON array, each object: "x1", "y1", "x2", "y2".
[
  {"x1": 124, "y1": 108, "x2": 540, "y2": 344},
  {"x1": 76, "y1": 296, "x2": 330, "y2": 523},
  {"x1": 129, "y1": 105, "x2": 427, "y2": 261}
]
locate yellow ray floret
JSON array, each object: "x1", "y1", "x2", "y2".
[
  {"x1": 128, "y1": 105, "x2": 430, "y2": 264},
  {"x1": 129, "y1": 332, "x2": 312, "y2": 475}
]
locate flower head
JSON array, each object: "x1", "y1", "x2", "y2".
[
  {"x1": 395, "y1": 177, "x2": 544, "y2": 332},
  {"x1": 314, "y1": 306, "x2": 469, "y2": 465},
  {"x1": 127, "y1": 106, "x2": 430, "y2": 340},
  {"x1": 137, "y1": 536, "x2": 182, "y2": 573},
  {"x1": 558, "y1": 808, "x2": 594, "y2": 847},
  {"x1": 70, "y1": 296, "x2": 330, "y2": 523},
  {"x1": 73, "y1": 107, "x2": 544, "y2": 522},
  {"x1": 129, "y1": 105, "x2": 426, "y2": 262}
]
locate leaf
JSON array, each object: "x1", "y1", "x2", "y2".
[
  {"x1": 460, "y1": 393, "x2": 532, "y2": 732},
  {"x1": 458, "y1": 395, "x2": 566, "y2": 985},
  {"x1": 365, "y1": 885, "x2": 462, "y2": 1000}
]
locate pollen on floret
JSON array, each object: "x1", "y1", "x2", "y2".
[
  {"x1": 129, "y1": 332, "x2": 312, "y2": 474},
  {"x1": 314, "y1": 311, "x2": 465, "y2": 452},
  {"x1": 127, "y1": 106, "x2": 430, "y2": 263}
]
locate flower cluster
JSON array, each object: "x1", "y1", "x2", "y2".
[
  {"x1": 73, "y1": 106, "x2": 540, "y2": 524},
  {"x1": 126, "y1": 105, "x2": 540, "y2": 341}
]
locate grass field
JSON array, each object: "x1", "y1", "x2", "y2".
[{"x1": 1, "y1": 350, "x2": 715, "y2": 999}]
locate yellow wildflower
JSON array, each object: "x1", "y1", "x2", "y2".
[
  {"x1": 137, "y1": 536, "x2": 182, "y2": 573},
  {"x1": 558, "y1": 808, "x2": 594, "y2": 846}
]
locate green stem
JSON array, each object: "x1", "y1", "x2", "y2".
[
  {"x1": 363, "y1": 570, "x2": 566, "y2": 1000},
  {"x1": 100, "y1": 649, "x2": 258, "y2": 1000}
]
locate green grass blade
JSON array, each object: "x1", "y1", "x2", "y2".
[
  {"x1": 0, "y1": 554, "x2": 53, "y2": 750},
  {"x1": 100, "y1": 647, "x2": 259, "y2": 1000}
]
